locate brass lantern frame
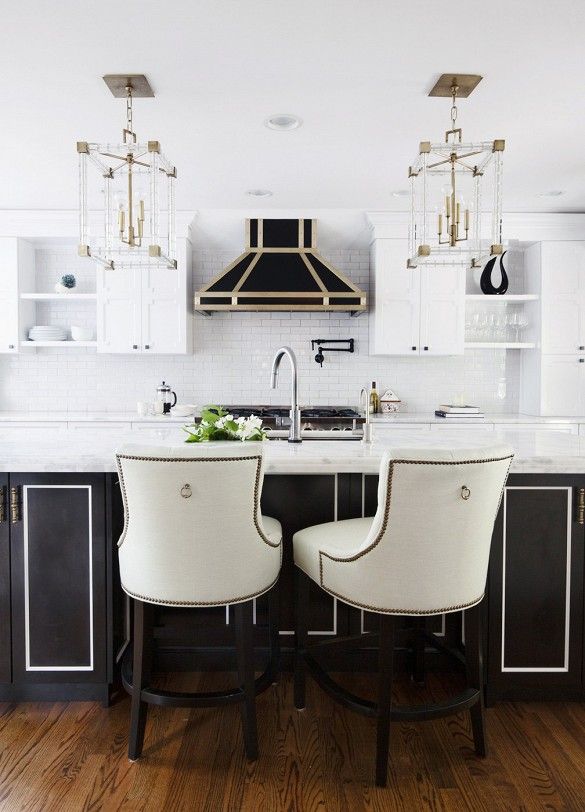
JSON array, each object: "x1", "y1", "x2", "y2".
[
  {"x1": 407, "y1": 75, "x2": 505, "y2": 269},
  {"x1": 77, "y1": 75, "x2": 177, "y2": 270}
]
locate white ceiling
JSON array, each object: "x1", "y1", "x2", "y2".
[{"x1": 1, "y1": 0, "x2": 585, "y2": 216}]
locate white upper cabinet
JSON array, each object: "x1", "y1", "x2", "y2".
[
  {"x1": 369, "y1": 239, "x2": 420, "y2": 355},
  {"x1": 0, "y1": 239, "x2": 19, "y2": 353},
  {"x1": 97, "y1": 267, "x2": 142, "y2": 353},
  {"x1": 419, "y1": 265, "x2": 465, "y2": 355},
  {"x1": 540, "y1": 354, "x2": 584, "y2": 416},
  {"x1": 97, "y1": 238, "x2": 192, "y2": 355},
  {"x1": 520, "y1": 241, "x2": 585, "y2": 416},
  {"x1": 539, "y1": 242, "x2": 585, "y2": 354},
  {"x1": 369, "y1": 238, "x2": 464, "y2": 356},
  {"x1": 0, "y1": 238, "x2": 34, "y2": 354}
]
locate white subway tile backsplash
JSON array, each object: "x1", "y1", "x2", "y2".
[{"x1": 0, "y1": 247, "x2": 520, "y2": 413}]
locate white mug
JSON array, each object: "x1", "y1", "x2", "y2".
[
  {"x1": 153, "y1": 401, "x2": 165, "y2": 415},
  {"x1": 137, "y1": 401, "x2": 150, "y2": 417}
]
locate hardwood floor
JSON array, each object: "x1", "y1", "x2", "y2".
[{"x1": 1, "y1": 671, "x2": 584, "y2": 811}]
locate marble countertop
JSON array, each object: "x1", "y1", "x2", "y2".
[
  {"x1": 368, "y1": 412, "x2": 584, "y2": 425},
  {"x1": 0, "y1": 427, "x2": 583, "y2": 474},
  {"x1": 0, "y1": 410, "x2": 583, "y2": 426}
]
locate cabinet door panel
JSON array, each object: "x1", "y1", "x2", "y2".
[
  {"x1": 419, "y1": 266, "x2": 465, "y2": 355},
  {"x1": 141, "y1": 267, "x2": 187, "y2": 354},
  {"x1": 541, "y1": 242, "x2": 585, "y2": 354},
  {"x1": 488, "y1": 477, "x2": 584, "y2": 698},
  {"x1": 370, "y1": 240, "x2": 420, "y2": 355},
  {"x1": 10, "y1": 474, "x2": 107, "y2": 682},
  {"x1": 0, "y1": 477, "x2": 10, "y2": 682},
  {"x1": 540, "y1": 355, "x2": 583, "y2": 416},
  {"x1": 97, "y1": 267, "x2": 141, "y2": 353},
  {"x1": 0, "y1": 239, "x2": 19, "y2": 353}
]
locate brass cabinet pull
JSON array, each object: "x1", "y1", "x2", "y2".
[
  {"x1": 578, "y1": 488, "x2": 585, "y2": 526},
  {"x1": 10, "y1": 486, "x2": 20, "y2": 524},
  {"x1": 0, "y1": 486, "x2": 5, "y2": 524}
]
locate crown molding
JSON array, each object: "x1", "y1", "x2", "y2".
[
  {"x1": 367, "y1": 211, "x2": 585, "y2": 243},
  {"x1": 0, "y1": 210, "x2": 197, "y2": 242}
]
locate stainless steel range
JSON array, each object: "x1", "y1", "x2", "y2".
[{"x1": 219, "y1": 406, "x2": 365, "y2": 440}]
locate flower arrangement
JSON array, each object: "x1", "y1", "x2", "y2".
[{"x1": 184, "y1": 405, "x2": 267, "y2": 443}]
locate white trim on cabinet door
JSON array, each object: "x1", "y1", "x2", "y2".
[
  {"x1": 23, "y1": 484, "x2": 94, "y2": 672},
  {"x1": 501, "y1": 486, "x2": 571, "y2": 673}
]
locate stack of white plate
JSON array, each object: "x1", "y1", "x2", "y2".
[{"x1": 28, "y1": 326, "x2": 68, "y2": 342}]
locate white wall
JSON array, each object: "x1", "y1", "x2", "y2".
[{"x1": 0, "y1": 246, "x2": 520, "y2": 413}]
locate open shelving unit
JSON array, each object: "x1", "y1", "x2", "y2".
[
  {"x1": 20, "y1": 340, "x2": 97, "y2": 348},
  {"x1": 464, "y1": 341, "x2": 536, "y2": 350},
  {"x1": 464, "y1": 294, "x2": 539, "y2": 303},
  {"x1": 20, "y1": 293, "x2": 97, "y2": 301}
]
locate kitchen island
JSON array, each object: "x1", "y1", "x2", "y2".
[{"x1": 0, "y1": 427, "x2": 583, "y2": 705}]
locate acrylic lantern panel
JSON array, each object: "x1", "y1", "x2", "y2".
[
  {"x1": 78, "y1": 139, "x2": 176, "y2": 270},
  {"x1": 408, "y1": 139, "x2": 504, "y2": 269}
]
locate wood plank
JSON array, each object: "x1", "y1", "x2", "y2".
[{"x1": 0, "y1": 673, "x2": 583, "y2": 810}]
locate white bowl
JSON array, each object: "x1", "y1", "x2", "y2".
[
  {"x1": 172, "y1": 404, "x2": 197, "y2": 417},
  {"x1": 70, "y1": 326, "x2": 94, "y2": 342}
]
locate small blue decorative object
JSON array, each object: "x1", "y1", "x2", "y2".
[{"x1": 61, "y1": 274, "x2": 76, "y2": 289}]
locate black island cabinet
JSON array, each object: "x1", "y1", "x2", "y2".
[
  {"x1": 0, "y1": 469, "x2": 583, "y2": 704},
  {"x1": 0, "y1": 473, "x2": 114, "y2": 703}
]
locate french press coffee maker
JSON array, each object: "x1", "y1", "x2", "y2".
[{"x1": 156, "y1": 381, "x2": 177, "y2": 414}]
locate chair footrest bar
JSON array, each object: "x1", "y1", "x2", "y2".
[
  {"x1": 121, "y1": 647, "x2": 277, "y2": 709},
  {"x1": 389, "y1": 688, "x2": 479, "y2": 721},
  {"x1": 305, "y1": 654, "x2": 479, "y2": 721}
]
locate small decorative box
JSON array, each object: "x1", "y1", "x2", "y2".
[{"x1": 380, "y1": 389, "x2": 401, "y2": 413}]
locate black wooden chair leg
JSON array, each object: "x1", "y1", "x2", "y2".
[
  {"x1": 235, "y1": 600, "x2": 259, "y2": 761},
  {"x1": 294, "y1": 567, "x2": 309, "y2": 710},
  {"x1": 268, "y1": 582, "x2": 281, "y2": 683},
  {"x1": 412, "y1": 617, "x2": 426, "y2": 686},
  {"x1": 465, "y1": 601, "x2": 487, "y2": 757},
  {"x1": 128, "y1": 599, "x2": 154, "y2": 761},
  {"x1": 375, "y1": 614, "x2": 395, "y2": 787}
]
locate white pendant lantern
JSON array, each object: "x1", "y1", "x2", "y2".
[
  {"x1": 77, "y1": 74, "x2": 177, "y2": 270},
  {"x1": 408, "y1": 74, "x2": 504, "y2": 269}
]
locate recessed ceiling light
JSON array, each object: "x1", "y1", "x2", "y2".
[
  {"x1": 391, "y1": 190, "x2": 410, "y2": 198},
  {"x1": 536, "y1": 190, "x2": 565, "y2": 197},
  {"x1": 246, "y1": 189, "x2": 273, "y2": 198},
  {"x1": 264, "y1": 114, "x2": 302, "y2": 131}
]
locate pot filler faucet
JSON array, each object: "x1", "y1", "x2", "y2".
[{"x1": 270, "y1": 346, "x2": 302, "y2": 443}]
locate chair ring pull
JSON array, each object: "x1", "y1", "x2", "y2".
[
  {"x1": 180, "y1": 484, "x2": 192, "y2": 499},
  {"x1": 461, "y1": 485, "x2": 471, "y2": 501}
]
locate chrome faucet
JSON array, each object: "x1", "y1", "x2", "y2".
[
  {"x1": 270, "y1": 346, "x2": 302, "y2": 443},
  {"x1": 359, "y1": 387, "x2": 372, "y2": 444}
]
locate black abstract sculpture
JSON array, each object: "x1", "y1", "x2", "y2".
[{"x1": 480, "y1": 251, "x2": 509, "y2": 295}]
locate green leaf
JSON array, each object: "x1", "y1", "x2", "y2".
[{"x1": 200, "y1": 405, "x2": 228, "y2": 425}]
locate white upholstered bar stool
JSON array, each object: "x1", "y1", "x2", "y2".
[
  {"x1": 293, "y1": 445, "x2": 513, "y2": 787},
  {"x1": 115, "y1": 443, "x2": 282, "y2": 762}
]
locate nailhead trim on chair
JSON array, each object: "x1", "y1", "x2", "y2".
[
  {"x1": 317, "y1": 454, "x2": 514, "y2": 615},
  {"x1": 115, "y1": 452, "x2": 282, "y2": 606},
  {"x1": 120, "y1": 573, "x2": 281, "y2": 607}
]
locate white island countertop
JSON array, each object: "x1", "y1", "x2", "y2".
[
  {"x1": 0, "y1": 427, "x2": 584, "y2": 474},
  {"x1": 0, "y1": 411, "x2": 583, "y2": 426}
]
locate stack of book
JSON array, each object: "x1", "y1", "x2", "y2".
[{"x1": 434, "y1": 405, "x2": 485, "y2": 419}]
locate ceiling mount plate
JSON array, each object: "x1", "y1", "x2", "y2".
[
  {"x1": 102, "y1": 74, "x2": 154, "y2": 98},
  {"x1": 428, "y1": 74, "x2": 482, "y2": 98}
]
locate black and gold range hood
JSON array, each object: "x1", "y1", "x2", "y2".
[{"x1": 194, "y1": 219, "x2": 366, "y2": 314}]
